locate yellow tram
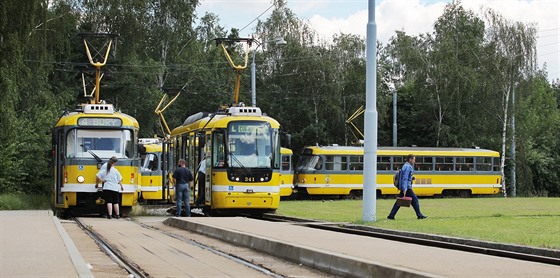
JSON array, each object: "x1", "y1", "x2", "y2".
[
  {"x1": 168, "y1": 106, "x2": 282, "y2": 215},
  {"x1": 52, "y1": 34, "x2": 141, "y2": 216},
  {"x1": 139, "y1": 138, "x2": 173, "y2": 202},
  {"x1": 52, "y1": 105, "x2": 141, "y2": 216},
  {"x1": 295, "y1": 146, "x2": 502, "y2": 198}
]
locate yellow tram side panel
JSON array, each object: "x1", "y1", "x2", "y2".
[
  {"x1": 279, "y1": 174, "x2": 294, "y2": 197},
  {"x1": 279, "y1": 147, "x2": 294, "y2": 197},
  {"x1": 208, "y1": 171, "x2": 281, "y2": 210}
]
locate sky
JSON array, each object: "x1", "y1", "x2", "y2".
[{"x1": 196, "y1": 0, "x2": 559, "y2": 82}]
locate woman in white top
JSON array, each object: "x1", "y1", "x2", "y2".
[{"x1": 96, "y1": 156, "x2": 123, "y2": 219}]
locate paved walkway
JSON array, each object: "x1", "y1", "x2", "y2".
[
  {"x1": 165, "y1": 217, "x2": 560, "y2": 278},
  {"x1": 0, "y1": 210, "x2": 93, "y2": 278}
]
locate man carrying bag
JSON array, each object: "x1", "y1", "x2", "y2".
[{"x1": 387, "y1": 154, "x2": 428, "y2": 220}]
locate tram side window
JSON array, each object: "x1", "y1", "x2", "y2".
[
  {"x1": 475, "y1": 157, "x2": 492, "y2": 171},
  {"x1": 455, "y1": 157, "x2": 474, "y2": 171},
  {"x1": 124, "y1": 131, "x2": 133, "y2": 158},
  {"x1": 415, "y1": 156, "x2": 433, "y2": 171},
  {"x1": 435, "y1": 157, "x2": 454, "y2": 171},
  {"x1": 295, "y1": 155, "x2": 322, "y2": 171},
  {"x1": 325, "y1": 155, "x2": 347, "y2": 171},
  {"x1": 392, "y1": 156, "x2": 404, "y2": 170},
  {"x1": 492, "y1": 157, "x2": 500, "y2": 172},
  {"x1": 213, "y1": 132, "x2": 226, "y2": 168},
  {"x1": 142, "y1": 154, "x2": 158, "y2": 171},
  {"x1": 377, "y1": 156, "x2": 391, "y2": 171},
  {"x1": 350, "y1": 155, "x2": 364, "y2": 171},
  {"x1": 281, "y1": 155, "x2": 291, "y2": 171}
]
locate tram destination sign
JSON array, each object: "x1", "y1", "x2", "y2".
[
  {"x1": 78, "y1": 117, "x2": 122, "y2": 127},
  {"x1": 229, "y1": 122, "x2": 270, "y2": 134}
]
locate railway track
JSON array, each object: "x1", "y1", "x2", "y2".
[
  {"x1": 258, "y1": 213, "x2": 560, "y2": 266},
  {"x1": 72, "y1": 217, "x2": 331, "y2": 278}
]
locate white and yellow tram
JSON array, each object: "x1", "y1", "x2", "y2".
[
  {"x1": 167, "y1": 106, "x2": 283, "y2": 215},
  {"x1": 295, "y1": 146, "x2": 502, "y2": 198}
]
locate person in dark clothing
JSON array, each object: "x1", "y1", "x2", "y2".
[
  {"x1": 387, "y1": 154, "x2": 428, "y2": 220},
  {"x1": 172, "y1": 159, "x2": 193, "y2": 217},
  {"x1": 195, "y1": 157, "x2": 206, "y2": 207}
]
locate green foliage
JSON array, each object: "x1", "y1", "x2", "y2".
[
  {"x1": 0, "y1": 0, "x2": 557, "y2": 197},
  {"x1": 0, "y1": 194, "x2": 51, "y2": 210}
]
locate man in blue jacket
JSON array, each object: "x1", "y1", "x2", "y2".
[{"x1": 387, "y1": 154, "x2": 428, "y2": 220}]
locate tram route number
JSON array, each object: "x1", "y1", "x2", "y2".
[{"x1": 78, "y1": 117, "x2": 123, "y2": 127}]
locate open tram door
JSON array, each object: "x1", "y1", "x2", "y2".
[
  {"x1": 52, "y1": 129, "x2": 65, "y2": 209},
  {"x1": 203, "y1": 132, "x2": 212, "y2": 207}
]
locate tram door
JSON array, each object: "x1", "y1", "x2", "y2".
[
  {"x1": 53, "y1": 130, "x2": 64, "y2": 206},
  {"x1": 204, "y1": 133, "x2": 212, "y2": 205}
]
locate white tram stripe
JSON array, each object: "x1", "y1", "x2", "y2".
[
  {"x1": 298, "y1": 183, "x2": 501, "y2": 188},
  {"x1": 212, "y1": 185, "x2": 280, "y2": 193},
  {"x1": 61, "y1": 183, "x2": 139, "y2": 193}
]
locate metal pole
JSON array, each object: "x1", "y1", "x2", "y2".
[
  {"x1": 511, "y1": 84, "x2": 516, "y2": 197},
  {"x1": 251, "y1": 50, "x2": 257, "y2": 107},
  {"x1": 392, "y1": 88, "x2": 397, "y2": 147},
  {"x1": 362, "y1": 0, "x2": 378, "y2": 222}
]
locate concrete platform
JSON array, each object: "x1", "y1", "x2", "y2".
[
  {"x1": 164, "y1": 217, "x2": 560, "y2": 278},
  {"x1": 0, "y1": 210, "x2": 93, "y2": 278}
]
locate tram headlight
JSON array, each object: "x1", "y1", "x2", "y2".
[
  {"x1": 77, "y1": 175, "x2": 85, "y2": 183},
  {"x1": 235, "y1": 177, "x2": 240, "y2": 181},
  {"x1": 260, "y1": 177, "x2": 264, "y2": 182}
]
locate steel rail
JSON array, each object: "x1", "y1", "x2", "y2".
[{"x1": 74, "y1": 218, "x2": 149, "y2": 278}]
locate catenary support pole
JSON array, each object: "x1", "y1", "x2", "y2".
[{"x1": 363, "y1": 0, "x2": 378, "y2": 222}]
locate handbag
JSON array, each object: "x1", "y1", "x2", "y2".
[{"x1": 396, "y1": 196, "x2": 412, "y2": 207}]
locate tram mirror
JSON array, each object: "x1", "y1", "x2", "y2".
[{"x1": 97, "y1": 162, "x2": 103, "y2": 170}]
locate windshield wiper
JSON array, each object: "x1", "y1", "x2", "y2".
[
  {"x1": 81, "y1": 144, "x2": 102, "y2": 163},
  {"x1": 229, "y1": 152, "x2": 253, "y2": 177}
]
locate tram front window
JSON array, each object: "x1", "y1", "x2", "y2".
[
  {"x1": 66, "y1": 129, "x2": 133, "y2": 159},
  {"x1": 227, "y1": 122, "x2": 273, "y2": 168},
  {"x1": 296, "y1": 155, "x2": 322, "y2": 171},
  {"x1": 141, "y1": 153, "x2": 158, "y2": 171}
]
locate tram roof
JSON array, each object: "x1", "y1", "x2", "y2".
[
  {"x1": 54, "y1": 110, "x2": 139, "y2": 128},
  {"x1": 281, "y1": 147, "x2": 293, "y2": 155},
  {"x1": 303, "y1": 145, "x2": 499, "y2": 157},
  {"x1": 141, "y1": 143, "x2": 162, "y2": 153},
  {"x1": 171, "y1": 111, "x2": 280, "y2": 135}
]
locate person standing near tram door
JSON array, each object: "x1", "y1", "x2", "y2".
[
  {"x1": 195, "y1": 156, "x2": 206, "y2": 207},
  {"x1": 173, "y1": 159, "x2": 193, "y2": 217},
  {"x1": 96, "y1": 156, "x2": 123, "y2": 219},
  {"x1": 387, "y1": 154, "x2": 428, "y2": 220}
]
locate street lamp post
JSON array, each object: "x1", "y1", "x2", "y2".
[
  {"x1": 388, "y1": 83, "x2": 397, "y2": 147},
  {"x1": 251, "y1": 37, "x2": 287, "y2": 107}
]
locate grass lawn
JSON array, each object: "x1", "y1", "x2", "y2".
[{"x1": 277, "y1": 197, "x2": 560, "y2": 250}]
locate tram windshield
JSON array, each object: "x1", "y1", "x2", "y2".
[
  {"x1": 141, "y1": 153, "x2": 159, "y2": 171},
  {"x1": 66, "y1": 129, "x2": 134, "y2": 159},
  {"x1": 296, "y1": 155, "x2": 323, "y2": 171},
  {"x1": 227, "y1": 121, "x2": 275, "y2": 168}
]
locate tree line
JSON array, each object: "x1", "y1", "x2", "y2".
[{"x1": 1, "y1": 0, "x2": 558, "y2": 196}]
